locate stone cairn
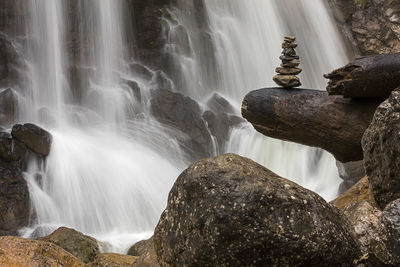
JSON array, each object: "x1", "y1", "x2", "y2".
[{"x1": 273, "y1": 36, "x2": 302, "y2": 88}]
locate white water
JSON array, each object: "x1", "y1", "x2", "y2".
[
  {"x1": 168, "y1": 0, "x2": 349, "y2": 200},
  {"x1": 10, "y1": 0, "x2": 350, "y2": 253}
]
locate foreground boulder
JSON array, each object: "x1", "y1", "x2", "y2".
[
  {"x1": 362, "y1": 88, "x2": 400, "y2": 209},
  {"x1": 242, "y1": 88, "x2": 380, "y2": 162},
  {"x1": 0, "y1": 167, "x2": 29, "y2": 234},
  {"x1": 0, "y1": 236, "x2": 83, "y2": 266},
  {"x1": 324, "y1": 53, "x2": 400, "y2": 98},
  {"x1": 39, "y1": 227, "x2": 100, "y2": 264},
  {"x1": 11, "y1": 123, "x2": 52, "y2": 156},
  {"x1": 154, "y1": 154, "x2": 361, "y2": 266}
]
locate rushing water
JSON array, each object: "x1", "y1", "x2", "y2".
[{"x1": 8, "y1": 0, "x2": 350, "y2": 253}]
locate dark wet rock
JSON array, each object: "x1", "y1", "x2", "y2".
[
  {"x1": 242, "y1": 88, "x2": 380, "y2": 162},
  {"x1": 0, "y1": 236, "x2": 84, "y2": 267},
  {"x1": 128, "y1": 63, "x2": 153, "y2": 81},
  {"x1": 0, "y1": 167, "x2": 30, "y2": 232},
  {"x1": 362, "y1": 88, "x2": 400, "y2": 209},
  {"x1": 11, "y1": 123, "x2": 52, "y2": 156},
  {"x1": 325, "y1": 53, "x2": 400, "y2": 99},
  {"x1": 39, "y1": 227, "x2": 100, "y2": 264},
  {"x1": 336, "y1": 160, "x2": 365, "y2": 183},
  {"x1": 154, "y1": 154, "x2": 361, "y2": 266},
  {"x1": 86, "y1": 253, "x2": 137, "y2": 267},
  {"x1": 0, "y1": 88, "x2": 18, "y2": 127},
  {"x1": 150, "y1": 89, "x2": 213, "y2": 160},
  {"x1": 0, "y1": 131, "x2": 27, "y2": 168},
  {"x1": 129, "y1": 237, "x2": 160, "y2": 267},
  {"x1": 206, "y1": 93, "x2": 235, "y2": 114}
]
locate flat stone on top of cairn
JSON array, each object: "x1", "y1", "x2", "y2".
[{"x1": 273, "y1": 36, "x2": 302, "y2": 88}]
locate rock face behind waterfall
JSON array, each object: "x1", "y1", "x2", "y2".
[
  {"x1": 154, "y1": 154, "x2": 361, "y2": 266},
  {"x1": 362, "y1": 88, "x2": 400, "y2": 209},
  {"x1": 0, "y1": 123, "x2": 52, "y2": 234}
]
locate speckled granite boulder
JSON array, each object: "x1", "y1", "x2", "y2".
[
  {"x1": 362, "y1": 88, "x2": 400, "y2": 209},
  {"x1": 154, "y1": 154, "x2": 361, "y2": 266}
]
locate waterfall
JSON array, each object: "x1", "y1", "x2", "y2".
[
  {"x1": 5, "y1": 0, "x2": 351, "y2": 253},
  {"x1": 167, "y1": 0, "x2": 350, "y2": 200}
]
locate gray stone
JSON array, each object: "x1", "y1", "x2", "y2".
[
  {"x1": 275, "y1": 67, "x2": 302, "y2": 75},
  {"x1": 11, "y1": 123, "x2": 52, "y2": 156}
]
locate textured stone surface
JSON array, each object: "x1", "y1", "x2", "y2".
[
  {"x1": 0, "y1": 167, "x2": 29, "y2": 233},
  {"x1": 362, "y1": 88, "x2": 400, "y2": 209},
  {"x1": 331, "y1": 176, "x2": 376, "y2": 210},
  {"x1": 39, "y1": 227, "x2": 100, "y2": 264},
  {"x1": 0, "y1": 88, "x2": 18, "y2": 127},
  {"x1": 0, "y1": 131, "x2": 27, "y2": 168},
  {"x1": 154, "y1": 154, "x2": 361, "y2": 266},
  {"x1": 0, "y1": 236, "x2": 84, "y2": 267},
  {"x1": 150, "y1": 89, "x2": 213, "y2": 160},
  {"x1": 242, "y1": 88, "x2": 380, "y2": 162},
  {"x1": 328, "y1": 0, "x2": 400, "y2": 55},
  {"x1": 129, "y1": 237, "x2": 160, "y2": 267},
  {"x1": 86, "y1": 253, "x2": 137, "y2": 267},
  {"x1": 273, "y1": 74, "x2": 301, "y2": 88},
  {"x1": 11, "y1": 123, "x2": 52, "y2": 156}
]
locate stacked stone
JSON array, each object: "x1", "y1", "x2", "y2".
[{"x1": 273, "y1": 36, "x2": 302, "y2": 88}]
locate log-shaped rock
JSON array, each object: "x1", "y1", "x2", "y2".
[
  {"x1": 324, "y1": 53, "x2": 400, "y2": 98},
  {"x1": 242, "y1": 88, "x2": 381, "y2": 162}
]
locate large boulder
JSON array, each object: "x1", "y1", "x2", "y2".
[
  {"x1": 0, "y1": 236, "x2": 84, "y2": 266},
  {"x1": 38, "y1": 227, "x2": 100, "y2": 264},
  {"x1": 154, "y1": 154, "x2": 361, "y2": 266},
  {"x1": 11, "y1": 123, "x2": 52, "y2": 156},
  {"x1": 362, "y1": 88, "x2": 400, "y2": 209},
  {"x1": 0, "y1": 167, "x2": 29, "y2": 233}
]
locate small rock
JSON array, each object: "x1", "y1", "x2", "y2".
[
  {"x1": 275, "y1": 67, "x2": 302, "y2": 75},
  {"x1": 11, "y1": 123, "x2": 52, "y2": 156},
  {"x1": 273, "y1": 74, "x2": 301, "y2": 87},
  {"x1": 128, "y1": 236, "x2": 160, "y2": 267},
  {"x1": 39, "y1": 227, "x2": 100, "y2": 264},
  {"x1": 86, "y1": 253, "x2": 137, "y2": 267}
]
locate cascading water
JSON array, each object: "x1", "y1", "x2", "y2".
[
  {"x1": 167, "y1": 0, "x2": 351, "y2": 200},
  {"x1": 19, "y1": 0, "x2": 182, "y2": 252},
  {"x1": 8, "y1": 0, "x2": 351, "y2": 253}
]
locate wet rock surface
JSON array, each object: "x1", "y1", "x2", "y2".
[
  {"x1": 150, "y1": 89, "x2": 213, "y2": 160},
  {"x1": 11, "y1": 123, "x2": 53, "y2": 156},
  {"x1": 0, "y1": 236, "x2": 84, "y2": 267},
  {"x1": 39, "y1": 227, "x2": 100, "y2": 264},
  {"x1": 362, "y1": 88, "x2": 400, "y2": 209},
  {"x1": 154, "y1": 154, "x2": 361, "y2": 266},
  {"x1": 0, "y1": 167, "x2": 29, "y2": 233}
]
